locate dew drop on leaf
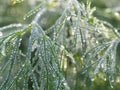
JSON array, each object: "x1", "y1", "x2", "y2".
[
  {"x1": 22, "y1": 64, "x2": 25, "y2": 67},
  {"x1": 104, "y1": 78, "x2": 106, "y2": 81},
  {"x1": 110, "y1": 85, "x2": 113, "y2": 88},
  {"x1": 0, "y1": 32, "x2": 3, "y2": 37},
  {"x1": 19, "y1": 77, "x2": 22, "y2": 80},
  {"x1": 91, "y1": 78, "x2": 95, "y2": 81},
  {"x1": 23, "y1": 17, "x2": 26, "y2": 20}
]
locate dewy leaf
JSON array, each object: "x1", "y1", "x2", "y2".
[
  {"x1": 24, "y1": 1, "x2": 47, "y2": 20},
  {"x1": 1, "y1": 0, "x2": 120, "y2": 89}
]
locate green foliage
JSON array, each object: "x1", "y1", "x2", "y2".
[
  {"x1": 92, "y1": 0, "x2": 120, "y2": 28},
  {"x1": 0, "y1": 0, "x2": 120, "y2": 90}
]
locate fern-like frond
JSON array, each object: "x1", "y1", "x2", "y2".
[{"x1": 0, "y1": 0, "x2": 120, "y2": 89}]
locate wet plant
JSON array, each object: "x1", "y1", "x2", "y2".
[{"x1": 0, "y1": 0, "x2": 120, "y2": 90}]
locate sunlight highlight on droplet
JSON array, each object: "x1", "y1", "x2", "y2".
[{"x1": 0, "y1": 32, "x2": 3, "y2": 36}]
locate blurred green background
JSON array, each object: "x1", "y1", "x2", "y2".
[
  {"x1": 0, "y1": 0, "x2": 120, "y2": 28},
  {"x1": 1, "y1": 0, "x2": 120, "y2": 28}
]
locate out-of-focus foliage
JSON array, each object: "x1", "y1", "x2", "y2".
[
  {"x1": 0, "y1": 0, "x2": 40, "y2": 26},
  {"x1": 92, "y1": 0, "x2": 120, "y2": 28},
  {"x1": 80, "y1": 0, "x2": 120, "y2": 28},
  {"x1": 0, "y1": 0, "x2": 120, "y2": 90}
]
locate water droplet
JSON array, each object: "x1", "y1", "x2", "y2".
[
  {"x1": 33, "y1": 11, "x2": 36, "y2": 14},
  {"x1": 60, "y1": 45, "x2": 64, "y2": 51},
  {"x1": 73, "y1": 27, "x2": 77, "y2": 30},
  {"x1": 67, "y1": 16, "x2": 71, "y2": 21},
  {"x1": 22, "y1": 64, "x2": 25, "y2": 67},
  {"x1": 32, "y1": 69, "x2": 34, "y2": 72},
  {"x1": 91, "y1": 77, "x2": 95, "y2": 81},
  {"x1": 104, "y1": 78, "x2": 106, "y2": 81},
  {"x1": 23, "y1": 17, "x2": 26, "y2": 20},
  {"x1": 115, "y1": 29, "x2": 118, "y2": 33},
  {"x1": 114, "y1": 12, "x2": 119, "y2": 17},
  {"x1": 32, "y1": 85, "x2": 35, "y2": 88},
  {"x1": 110, "y1": 85, "x2": 113, "y2": 88},
  {"x1": 24, "y1": 15, "x2": 30, "y2": 20},
  {"x1": 19, "y1": 77, "x2": 22, "y2": 80},
  {"x1": 111, "y1": 79, "x2": 114, "y2": 83},
  {"x1": 0, "y1": 32, "x2": 3, "y2": 36},
  {"x1": 14, "y1": 76, "x2": 17, "y2": 79},
  {"x1": 96, "y1": 41, "x2": 99, "y2": 44}
]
